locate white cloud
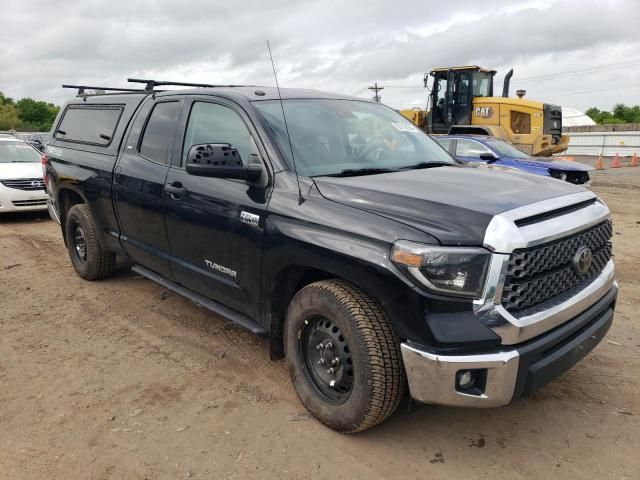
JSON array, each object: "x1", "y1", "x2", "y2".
[{"x1": 1, "y1": 0, "x2": 638, "y2": 112}]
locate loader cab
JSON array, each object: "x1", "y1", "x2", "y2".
[{"x1": 428, "y1": 66, "x2": 496, "y2": 134}]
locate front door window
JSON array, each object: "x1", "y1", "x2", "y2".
[
  {"x1": 182, "y1": 102, "x2": 253, "y2": 166},
  {"x1": 456, "y1": 139, "x2": 492, "y2": 159}
]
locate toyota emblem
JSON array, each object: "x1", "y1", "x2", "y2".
[
  {"x1": 31, "y1": 180, "x2": 42, "y2": 188},
  {"x1": 573, "y1": 246, "x2": 593, "y2": 275}
]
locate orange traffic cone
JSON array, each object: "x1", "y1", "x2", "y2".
[
  {"x1": 631, "y1": 153, "x2": 639, "y2": 167},
  {"x1": 611, "y1": 154, "x2": 621, "y2": 168},
  {"x1": 595, "y1": 155, "x2": 604, "y2": 170}
]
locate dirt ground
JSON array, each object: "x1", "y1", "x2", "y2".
[{"x1": 1, "y1": 165, "x2": 639, "y2": 479}]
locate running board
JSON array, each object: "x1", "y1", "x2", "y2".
[{"x1": 132, "y1": 265, "x2": 268, "y2": 337}]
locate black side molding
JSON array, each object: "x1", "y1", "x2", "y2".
[{"x1": 132, "y1": 265, "x2": 268, "y2": 338}]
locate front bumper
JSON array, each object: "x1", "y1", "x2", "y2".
[
  {"x1": 401, "y1": 283, "x2": 617, "y2": 407},
  {"x1": 0, "y1": 184, "x2": 48, "y2": 212}
]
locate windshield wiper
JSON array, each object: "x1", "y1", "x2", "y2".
[
  {"x1": 398, "y1": 161, "x2": 451, "y2": 170},
  {"x1": 323, "y1": 167, "x2": 396, "y2": 177}
]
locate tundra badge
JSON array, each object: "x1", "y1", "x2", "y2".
[{"x1": 204, "y1": 260, "x2": 237, "y2": 279}]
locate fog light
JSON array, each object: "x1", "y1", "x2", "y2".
[{"x1": 456, "y1": 370, "x2": 476, "y2": 390}]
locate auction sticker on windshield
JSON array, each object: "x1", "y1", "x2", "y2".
[{"x1": 391, "y1": 122, "x2": 420, "y2": 133}]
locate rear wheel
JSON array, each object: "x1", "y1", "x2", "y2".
[
  {"x1": 65, "y1": 204, "x2": 116, "y2": 280},
  {"x1": 285, "y1": 279, "x2": 405, "y2": 433}
]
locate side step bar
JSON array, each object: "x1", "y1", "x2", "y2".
[{"x1": 132, "y1": 265, "x2": 268, "y2": 338}]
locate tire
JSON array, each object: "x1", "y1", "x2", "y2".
[
  {"x1": 65, "y1": 204, "x2": 116, "y2": 280},
  {"x1": 284, "y1": 279, "x2": 405, "y2": 433}
]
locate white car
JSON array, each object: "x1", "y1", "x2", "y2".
[{"x1": 0, "y1": 137, "x2": 48, "y2": 212}]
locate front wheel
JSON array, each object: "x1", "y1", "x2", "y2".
[{"x1": 284, "y1": 279, "x2": 405, "y2": 433}]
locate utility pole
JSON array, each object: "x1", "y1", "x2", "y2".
[{"x1": 368, "y1": 82, "x2": 384, "y2": 103}]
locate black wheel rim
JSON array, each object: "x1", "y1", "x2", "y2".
[
  {"x1": 298, "y1": 315, "x2": 354, "y2": 405},
  {"x1": 73, "y1": 224, "x2": 87, "y2": 261}
]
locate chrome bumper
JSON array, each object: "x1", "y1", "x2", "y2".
[
  {"x1": 402, "y1": 282, "x2": 617, "y2": 408},
  {"x1": 401, "y1": 344, "x2": 519, "y2": 407}
]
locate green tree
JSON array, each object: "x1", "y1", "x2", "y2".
[
  {"x1": 16, "y1": 98, "x2": 51, "y2": 128},
  {"x1": 587, "y1": 104, "x2": 640, "y2": 124},
  {"x1": 0, "y1": 103, "x2": 21, "y2": 130},
  {"x1": 0, "y1": 91, "x2": 59, "y2": 131},
  {"x1": 0, "y1": 91, "x2": 15, "y2": 106},
  {"x1": 8, "y1": 97, "x2": 59, "y2": 131}
]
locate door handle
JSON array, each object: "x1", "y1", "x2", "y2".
[{"x1": 165, "y1": 182, "x2": 187, "y2": 198}]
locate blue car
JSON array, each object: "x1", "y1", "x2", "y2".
[{"x1": 435, "y1": 135, "x2": 592, "y2": 186}]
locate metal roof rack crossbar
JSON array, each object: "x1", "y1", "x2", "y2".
[
  {"x1": 62, "y1": 84, "x2": 149, "y2": 95},
  {"x1": 127, "y1": 78, "x2": 248, "y2": 92}
]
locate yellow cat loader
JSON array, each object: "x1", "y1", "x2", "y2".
[{"x1": 400, "y1": 66, "x2": 569, "y2": 157}]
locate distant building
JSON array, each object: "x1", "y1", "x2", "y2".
[{"x1": 562, "y1": 107, "x2": 596, "y2": 127}]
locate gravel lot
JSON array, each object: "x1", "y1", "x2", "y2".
[{"x1": 1, "y1": 165, "x2": 639, "y2": 479}]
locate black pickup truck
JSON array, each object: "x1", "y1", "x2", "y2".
[{"x1": 45, "y1": 81, "x2": 617, "y2": 433}]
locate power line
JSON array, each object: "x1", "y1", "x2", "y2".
[
  {"x1": 513, "y1": 57, "x2": 640, "y2": 83},
  {"x1": 349, "y1": 87, "x2": 370, "y2": 96},
  {"x1": 536, "y1": 83, "x2": 640, "y2": 99},
  {"x1": 394, "y1": 84, "x2": 640, "y2": 108},
  {"x1": 362, "y1": 57, "x2": 640, "y2": 92}
]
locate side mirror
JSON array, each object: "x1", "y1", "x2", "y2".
[
  {"x1": 479, "y1": 152, "x2": 498, "y2": 162},
  {"x1": 185, "y1": 143, "x2": 264, "y2": 181}
]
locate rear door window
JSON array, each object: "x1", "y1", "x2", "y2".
[
  {"x1": 139, "y1": 101, "x2": 180, "y2": 165},
  {"x1": 55, "y1": 105, "x2": 123, "y2": 146}
]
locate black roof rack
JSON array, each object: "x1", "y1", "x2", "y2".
[
  {"x1": 62, "y1": 84, "x2": 148, "y2": 96},
  {"x1": 62, "y1": 78, "x2": 252, "y2": 98},
  {"x1": 127, "y1": 78, "x2": 249, "y2": 92}
]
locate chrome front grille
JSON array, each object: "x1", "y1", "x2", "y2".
[
  {"x1": 1, "y1": 178, "x2": 45, "y2": 191},
  {"x1": 475, "y1": 192, "x2": 615, "y2": 345},
  {"x1": 501, "y1": 220, "x2": 612, "y2": 313}
]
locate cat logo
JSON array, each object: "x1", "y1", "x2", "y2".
[{"x1": 475, "y1": 107, "x2": 492, "y2": 118}]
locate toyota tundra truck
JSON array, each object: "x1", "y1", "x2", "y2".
[{"x1": 44, "y1": 79, "x2": 617, "y2": 433}]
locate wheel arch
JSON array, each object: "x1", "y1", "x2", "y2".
[
  {"x1": 264, "y1": 258, "x2": 415, "y2": 361},
  {"x1": 57, "y1": 187, "x2": 88, "y2": 245}
]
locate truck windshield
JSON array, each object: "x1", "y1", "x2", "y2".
[
  {"x1": 484, "y1": 138, "x2": 531, "y2": 159},
  {"x1": 254, "y1": 99, "x2": 455, "y2": 177},
  {"x1": 0, "y1": 141, "x2": 42, "y2": 163}
]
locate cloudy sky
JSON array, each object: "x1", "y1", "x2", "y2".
[{"x1": 1, "y1": 0, "x2": 638, "y2": 113}]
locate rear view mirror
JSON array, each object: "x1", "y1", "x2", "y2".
[
  {"x1": 479, "y1": 152, "x2": 498, "y2": 162},
  {"x1": 186, "y1": 143, "x2": 263, "y2": 181}
]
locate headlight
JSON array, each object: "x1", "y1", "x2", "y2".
[
  {"x1": 548, "y1": 169, "x2": 567, "y2": 181},
  {"x1": 391, "y1": 241, "x2": 490, "y2": 298}
]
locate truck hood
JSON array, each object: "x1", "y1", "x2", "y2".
[
  {"x1": 0, "y1": 162, "x2": 42, "y2": 180},
  {"x1": 313, "y1": 165, "x2": 584, "y2": 245}
]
